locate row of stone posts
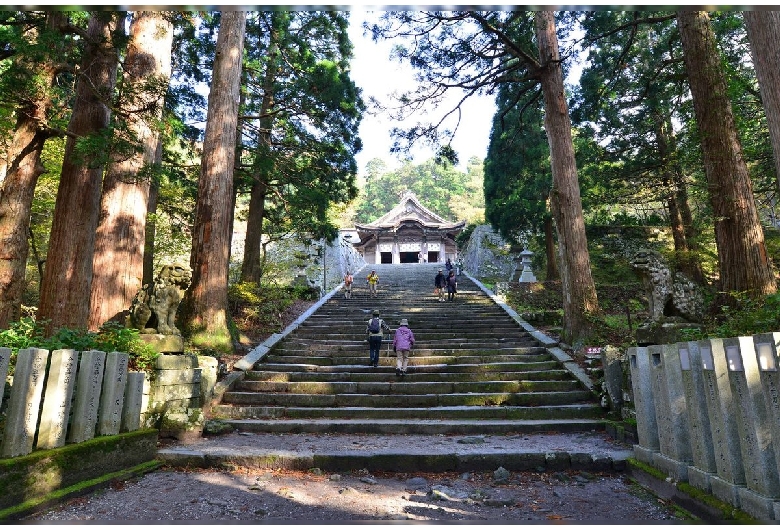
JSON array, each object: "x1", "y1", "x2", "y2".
[
  {"x1": 628, "y1": 333, "x2": 780, "y2": 520},
  {"x1": 0, "y1": 347, "x2": 148, "y2": 458}
]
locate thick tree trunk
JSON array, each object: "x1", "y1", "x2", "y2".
[
  {"x1": 0, "y1": 12, "x2": 65, "y2": 328},
  {"x1": 543, "y1": 215, "x2": 559, "y2": 281},
  {"x1": 677, "y1": 11, "x2": 776, "y2": 296},
  {"x1": 241, "y1": 14, "x2": 281, "y2": 283},
  {"x1": 142, "y1": 139, "x2": 162, "y2": 288},
  {"x1": 744, "y1": 11, "x2": 780, "y2": 195},
  {"x1": 534, "y1": 11, "x2": 599, "y2": 345},
  {"x1": 182, "y1": 11, "x2": 246, "y2": 342},
  {"x1": 89, "y1": 12, "x2": 173, "y2": 330},
  {"x1": 37, "y1": 12, "x2": 119, "y2": 333}
]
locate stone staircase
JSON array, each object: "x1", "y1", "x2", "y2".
[{"x1": 210, "y1": 263, "x2": 606, "y2": 435}]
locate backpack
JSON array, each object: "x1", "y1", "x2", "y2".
[{"x1": 368, "y1": 317, "x2": 381, "y2": 333}]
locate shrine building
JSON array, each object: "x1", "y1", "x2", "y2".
[{"x1": 352, "y1": 190, "x2": 465, "y2": 265}]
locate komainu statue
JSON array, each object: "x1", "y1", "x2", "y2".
[
  {"x1": 630, "y1": 249, "x2": 704, "y2": 324},
  {"x1": 127, "y1": 263, "x2": 192, "y2": 335}
]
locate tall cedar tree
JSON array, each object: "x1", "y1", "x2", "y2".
[
  {"x1": 677, "y1": 11, "x2": 776, "y2": 297},
  {"x1": 372, "y1": 11, "x2": 598, "y2": 344},
  {"x1": 534, "y1": 11, "x2": 599, "y2": 341},
  {"x1": 181, "y1": 11, "x2": 246, "y2": 345},
  {"x1": 744, "y1": 11, "x2": 780, "y2": 195},
  {"x1": 0, "y1": 12, "x2": 67, "y2": 328},
  {"x1": 88, "y1": 11, "x2": 174, "y2": 330},
  {"x1": 37, "y1": 11, "x2": 121, "y2": 333}
]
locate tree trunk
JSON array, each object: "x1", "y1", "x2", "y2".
[
  {"x1": 241, "y1": 14, "x2": 281, "y2": 283},
  {"x1": 534, "y1": 11, "x2": 599, "y2": 345},
  {"x1": 142, "y1": 139, "x2": 162, "y2": 288},
  {"x1": 0, "y1": 12, "x2": 65, "y2": 328},
  {"x1": 677, "y1": 10, "x2": 776, "y2": 296},
  {"x1": 181, "y1": 11, "x2": 246, "y2": 344},
  {"x1": 543, "y1": 214, "x2": 559, "y2": 281},
  {"x1": 744, "y1": 11, "x2": 780, "y2": 195},
  {"x1": 89, "y1": 11, "x2": 173, "y2": 330},
  {"x1": 653, "y1": 111, "x2": 705, "y2": 284},
  {"x1": 37, "y1": 12, "x2": 120, "y2": 333}
]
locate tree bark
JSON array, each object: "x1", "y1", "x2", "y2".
[
  {"x1": 677, "y1": 10, "x2": 776, "y2": 296},
  {"x1": 37, "y1": 12, "x2": 120, "y2": 333},
  {"x1": 88, "y1": 11, "x2": 173, "y2": 330},
  {"x1": 182, "y1": 11, "x2": 246, "y2": 341},
  {"x1": 142, "y1": 139, "x2": 162, "y2": 288},
  {"x1": 744, "y1": 11, "x2": 780, "y2": 195},
  {"x1": 241, "y1": 14, "x2": 281, "y2": 283},
  {"x1": 0, "y1": 12, "x2": 66, "y2": 328},
  {"x1": 534, "y1": 11, "x2": 599, "y2": 345}
]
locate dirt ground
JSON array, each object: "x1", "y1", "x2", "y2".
[{"x1": 26, "y1": 465, "x2": 685, "y2": 524}]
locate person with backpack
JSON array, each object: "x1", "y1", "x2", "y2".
[
  {"x1": 434, "y1": 268, "x2": 446, "y2": 302},
  {"x1": 366, "y1": 309, "x2": 390, "y2": 368},
  {"x1": 446, "y1": 269, "x2": 457, "y2": 301},
  {"x1": 392, "y1": 318, "x2": 415, "y2": 377},
  {"x1": 343, "y1": 271, "x2": 353, "y2": 299}
]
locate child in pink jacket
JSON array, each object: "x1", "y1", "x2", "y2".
[{"x1": 392, "y1": 318, "x2": 415, "y2": 377}]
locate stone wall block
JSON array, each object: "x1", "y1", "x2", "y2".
[
  {"x1": 0, "y1": 348, "x2": 50, "y2": 457},
  {"x1": 97, "y1": 352, "x2": 129, "y2": 436},
  {"x1": 36, "y1": 349, "x2": 79, "y2": 450},
  {"x1": 68, "y1": 350, "x2": 107, "y2": 444}
]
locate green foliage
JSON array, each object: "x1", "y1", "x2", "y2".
[
  {"x1": 0, "y1": 319, "x2": 158, "y2": 374},
  {"x1": 684, "y1": 292, "x2": 780, "y2": 340}
]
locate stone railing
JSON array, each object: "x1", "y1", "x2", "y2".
[
  {"x1": 628, "y1": 333, "x2": 780, "y2": 521},
  {"x1": 0, "y1": 348, "x2": 218, "y2": 459}
]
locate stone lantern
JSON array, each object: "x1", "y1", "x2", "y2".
[{"x1": 518, "y1": 249, "x2": 537, "y2": 283}]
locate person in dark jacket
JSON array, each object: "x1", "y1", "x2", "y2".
[
  {"x1": 392, "y1": 318, "x2": 415, "y2": 377},
  {"x1": 434, "y1": 268, "x2": 446, "y2": 302},
  {"x1": 446, "y1": 270, "x2": 457, "y2": 301}
]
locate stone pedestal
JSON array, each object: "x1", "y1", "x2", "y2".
[{"x1": 139, "y1": 333, "x2": 184, "y2": 354}]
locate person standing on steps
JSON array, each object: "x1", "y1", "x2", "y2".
[
  {"x1": 366, "y1": 269, "x2": 379, "y2": 298},
  {"x1": 434, "y1": 268, "x2": 446, "y2": 302},
  {"x1": 366, "y1": 309, "x2": 390, "y2": 368},
  {"x1": 446, "y1": 269, "x2": 457, "y2": 301},
  {"x1": 343, "y1": 271, "x2": 353, "y2": 299},
  {"x1": 392, "y1": 318, "x2": 415, "y2": 377}
]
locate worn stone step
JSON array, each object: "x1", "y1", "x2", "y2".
[
  {"x1": 264, "y1": 354, "x2": 555, "y2": 366},
  {"x1": 209, "y1": 403, "x2": 605, "y2": 421},
  {"x1": 221, "y1": 390, "x2": 594, "y2": 408},
  {"x1": 256, "y1": 360, "x2": 565, "y2": 372},
  {"x1": 269, "y1": 344, "x2": 546, "y2": 355},
  {"x1": 213, "y1": 418, "x2": 607, "y2": 436},
  {"x1": 244, "y1": 369, "x2": 573, "y2": 382},
  {"x1": 233, "y1": 379, "x2": 582, "y2": 395}
]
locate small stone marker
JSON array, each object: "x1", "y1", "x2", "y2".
[
  {"x1": 36, "y1": 349, "x2": 79, "y2": 449},
  {"x1": 98, "y1": 351, "x2": 129, "y2": 436},
  {"x1": 121, "y1": 371, "x2": 148, "y2": 432},
  {"x1": 69, "y1": 350, "x2": 107, "y2": 443},
  {"x1": 0, "y1": 347, "x2": 10, "y2": 408},
  {"x1": 1, "y1": 348, "x2": 50, "y2": 457}
]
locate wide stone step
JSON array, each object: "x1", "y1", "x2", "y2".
[
  {"x1": 244, "y1": 369, "x2": 573, "y2": 382},
  {"x1": 255, "y1": 361, "x2": 565, "y2": 372},
  {"x1": 269, "y1": 344, "x2": 545, "y2": 355},
  {"x1": 213, "y1": 418, "x2": 607, "y2": 435},
  {"x1": 263, "y1": 354, "x2": 556, "y2": 366},
  {"x1": 221, "y1": 390, "x2": 594, "y2": 407},
  {"x1": 210, "y1": 403, "x2": 604, "y2": 421},
  {"x1": 233, "y1": 379, "x2": 582, "y2": 394}
]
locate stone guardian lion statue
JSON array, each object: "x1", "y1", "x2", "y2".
[
  {"x1": 127, "y1": 263, "x2": 193, "y2": 335},
  {"x1": 630, "y1": 249, "x2": 704, "y2": 324}
]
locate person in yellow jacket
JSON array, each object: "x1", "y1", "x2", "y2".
[{"x1": 366, "y1": 269, "x2": 379, "y2": 297}]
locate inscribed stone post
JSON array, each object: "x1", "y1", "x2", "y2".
[
  {"x1": 679, "y1": 341, "x2": 717, "y2": 492},
  {"x1": 702, "y1": 338, "x2": 746, "y2": 506},
  {"x1": 36, "y1": 349, "x2": 79, "y2": 449},
  {"x1": 0, "y1": 348, "x2": 50, "y2": 457},
  {"x1": 121, "y1": 371, "x2": 148, "y2": 432},
  {"x1": 69, "y1": 350, "x2": 106, "y2": 443},
  {"x1": 97, "y1": 351, "x2": 129, "y2": 436},
  {"x1": 627, "y1": 346, "x2": 659, "y2": 465},
  {"x1": 647, "y1": 343, "x2": 691, "y2": 480},
  {"x1": 723, "y1": 336, "x2": 780, "y2": 519}
]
